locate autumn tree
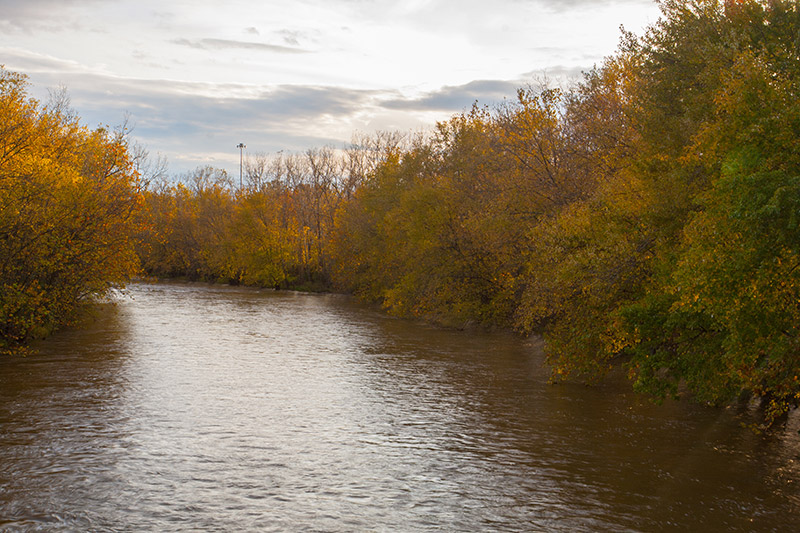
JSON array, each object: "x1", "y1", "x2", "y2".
[
  {"x1": 619, "y1": 1, "x2": 800, "y2": 426},
  {"x1": 510, "y1": 0, "x2": 800, "y2": 426},
  {"x1": 0, "y1": 67, "x2": 142, "y2": 353}
]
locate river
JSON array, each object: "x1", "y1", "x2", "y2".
[{"x1": 1, "y1": 282, "x2": 798, "y2": 531}]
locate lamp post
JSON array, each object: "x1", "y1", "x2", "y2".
[{"x1": 236, "y1": 142, "x2": 246, "y2": 190}]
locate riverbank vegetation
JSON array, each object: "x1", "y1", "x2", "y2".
[
  {"x1": 3, "y1": 0, "x2": 799, "y2": 428},
  {"x1": 0, "y1": 69, "x2": 143, "y2": 354}
]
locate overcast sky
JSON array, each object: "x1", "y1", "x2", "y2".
[{"x1": 1, "y1": 0, "x2": 661, "y2": 177}]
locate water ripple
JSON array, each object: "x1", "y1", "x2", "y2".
[{"x1": 1, "y1": 282, "x2": 799, "y2": 531}]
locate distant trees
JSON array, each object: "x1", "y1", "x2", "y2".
[
  {"x1": 136, "y1": 133, "x2": 405, "y2": 291},
  {"x1": 0, "y1": 67, "x2": 142, "y2": 353}
]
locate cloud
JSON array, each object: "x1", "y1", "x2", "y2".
[
  {"x1": 0, "y1": 0, "x2": 662, "y2": 176},
  {"x1": 0, "y1": 0, "x2": 97, "y2": 17},
  {"x1": 380, "y1": 68, "x2": 585, "y2": 112},
  {"x1": 383, "y1": 80, "x2": 520, "y2": 112},
  {"x1": 0, "y1": 0, "x2": 104, "y2": 32},
  {"x1": 276, "y1": 30, "x2": 303, "y2": 46},
  {"x1": 172, "y1": 38, "x2": 309, "y2": 54},
  {"x1": 4, "y1": 44, "x2": 584, "y2": 175},
  {"x1": 1, "y1": 47, "x2": 88, "y2": 74},
  {"x1": 534, "y1": 0, "x2": 656, "y2": 11},
  {"x1": 6, "y1": 68, "x2": 390, "y2": 172}
]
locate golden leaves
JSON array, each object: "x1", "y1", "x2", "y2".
[{"x1": 0, "y1": 66, "x2": 142, "y2": 353}]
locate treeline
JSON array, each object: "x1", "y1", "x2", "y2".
[
  {"x1": 347, "y1": 0, "x2": 800, "y2": 427},
  {"x1": 138, "y1": 0, "x2": 800, "y2": 426},
  {"x1": 0, "y1": 68, "x2": 143, "y2": 353},
  {"x1": 135, "y1": 132, "x2": 405, "y2": 290}
]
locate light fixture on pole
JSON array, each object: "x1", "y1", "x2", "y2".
[{"x1": 236, "y1": 142, "x2": 246, "y2": 189}]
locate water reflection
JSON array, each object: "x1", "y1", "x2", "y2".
[{"x1": 1, "y1": 282, "x2": 798, "y2": 531}]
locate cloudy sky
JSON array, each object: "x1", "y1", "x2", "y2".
[{"x1": 1, "y1": 0, "x2": 661, "y2": 177}]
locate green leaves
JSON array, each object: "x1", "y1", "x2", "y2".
[{"x1": 615, "y1": 0, "x2": 800, "y2": 425}]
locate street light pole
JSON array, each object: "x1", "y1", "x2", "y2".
[{"x1": 236, "y1": 142, "x2": 246, "y2": 190}]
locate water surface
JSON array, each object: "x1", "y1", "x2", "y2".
[{"x1": 1, "y1": 282, "x2": 798, "y2": 531}]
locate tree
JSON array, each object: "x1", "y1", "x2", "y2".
[
  {"x1": 0, "y1": 67, "x2": 142, "y2": 353},
  {"x1": 621, "y1": 30, "x2": 800, "y2": 426}
]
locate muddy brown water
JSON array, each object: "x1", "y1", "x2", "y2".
[{"x1": 1, "y1": 282, "x2": 798, "y2": 531}]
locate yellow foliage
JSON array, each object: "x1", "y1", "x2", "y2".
[{"x1": 0, "y1": 67, "x2": 143, "y2": 352}]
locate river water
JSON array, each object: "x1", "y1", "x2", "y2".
[{"x1": 1, "y1": 282, "x2": 798, "y2": 531}]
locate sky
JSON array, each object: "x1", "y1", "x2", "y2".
[{"x1": 0, "y1": 0, "x2": 662, "y2": 178}]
